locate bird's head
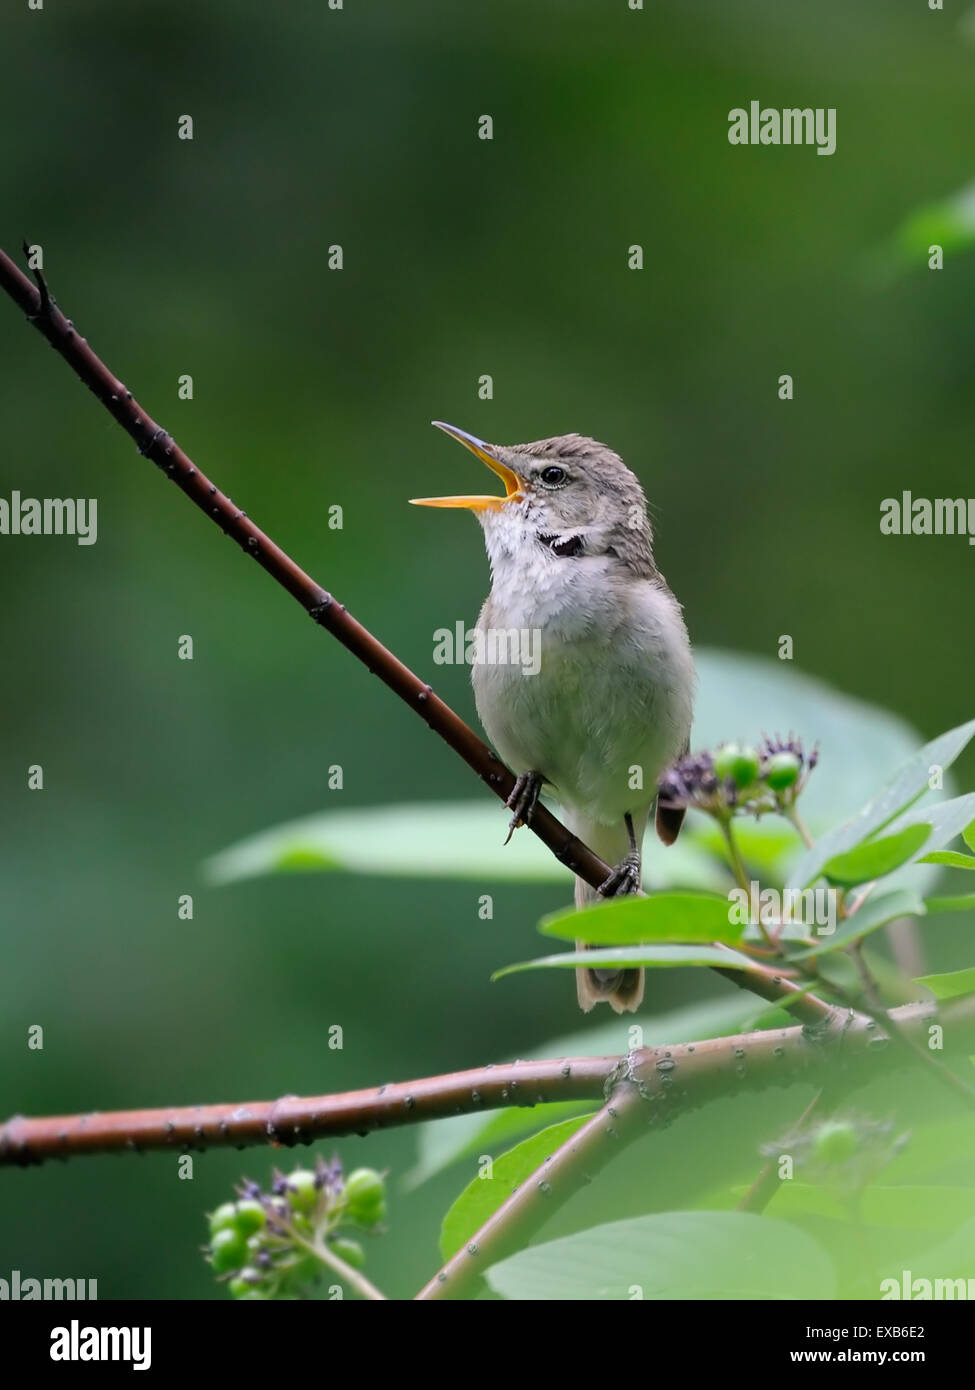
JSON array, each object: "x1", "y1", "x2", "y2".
[{"x1": 411, "y1": 422, "x2": 655, "y2": 575}]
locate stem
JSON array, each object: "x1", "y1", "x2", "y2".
[
  {"x1": 720, "y1": 817, "x2": 751, "y2": 893},
  {"x1": 721, "y1": 818, "x2": 777, "y2": 948},
  {"x1": 786, "y1": 806, "x2": 815, "y2": 850},
  {"x1": 297, "y1": 1233, "x2": 388, "y2": 1302}
]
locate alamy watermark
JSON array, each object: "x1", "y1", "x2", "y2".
[
  {"x1": 50, "y1": 1320, "x2": 150, "y2": 1371},
  {"x1": 728, "y1": 101, "x2": 836, "y2": 156},
  {"x1": 881, "y1": 1271, "x2": 975, "y2": 1300},
  {"x1": 729, "y1": 882, "x2": 837, "y2": 936},
  {"x1": 880, "y1": 492, "x2": 975, "y2": 546},
  {"x1": 433, "y1": 622, "x2": 541, "y2": 676},
  {"x1": 0, "y1": 491, "x2": 97, "y2": 545},
  {"x1": 0, "y1": 1268, "x2": 97, "y2": 1299}
]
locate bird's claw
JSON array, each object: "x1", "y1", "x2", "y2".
[
  {"x1": 598, "y1": 852, "x2": 642, "y2": 898},
  {"x1": 504, "y1": 771, "x2": 543, "y2": 844}
]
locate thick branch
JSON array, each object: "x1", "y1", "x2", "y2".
[
  {"x1": 0, "y1": 245, "x2": 832, "y2": 1028},
  {"x1": 4, "y1": 997, "x2": 973, "y2": 1170},
  {"x1": 0, "y1": 1057, "x2": 610, "y2": 1167}
]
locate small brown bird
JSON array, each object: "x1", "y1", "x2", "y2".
[{"x1": 412, "y1": 422, "x2": 696, "y2": 1012}]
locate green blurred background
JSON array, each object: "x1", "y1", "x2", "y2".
[{"x1": 2, "y1": 0, "x2": 974, "y2": 1298}]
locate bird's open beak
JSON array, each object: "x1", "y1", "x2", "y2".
[{"x1": 410, "y1": 421, "x2": 524, "y2": 511}]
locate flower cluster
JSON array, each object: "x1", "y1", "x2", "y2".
[
  {"x1": 205, "y1": 1155, "x2": 387, "y2": 1300},
  {"x1": 657, "y1": 734, "x2": 818, "y2": 819}
]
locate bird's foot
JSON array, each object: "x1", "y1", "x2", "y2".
[
  {"x1": 598, "y1": 852, "x2": 643, "y2": 898},
  {"x1": 504, "y1": 771, "x2": 544, "y2": 844}
]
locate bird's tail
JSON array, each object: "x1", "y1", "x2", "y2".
[{"x1": 564, "y1": 811, "x2": 646, "y2": 1015}]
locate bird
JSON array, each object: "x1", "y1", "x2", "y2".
[{"x1": 411, "y1": 422, "x2": 696, "y2": 1013}]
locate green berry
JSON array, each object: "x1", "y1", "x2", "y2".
[
  {"x1": 233, "y1": 1199, "x2": 267, "y2": 1236},
  {"x1": 764, "y1": 752, "x2": 801, "y2": 791},
  {"x1": 350, "y1": 1198, "x2": 386, "y2": 1229},
  {"x1": 209, "y1": 1227, "x2": 248, "y2": 1274},
  {"x1": 209, "y1": 1198, "x2": 266, "y2": 1242},
  {"x1": 208, "y1": 1202, "x2": 240, "y2": 1237},
  {"x1": 329, "y1": 1237, "x2": 366, "y2": 1270},
  {"x1": 814, "y1": 1120, "x2": 860, "y2": 1164},
  {"x1": 345, "y1": 1184, "x2": 386, "y2": 1225},
  {"x1": 284, "y1": 1169, "x2": 319, "y2": 1215},
  {"x1": 343, "y1": 1167, "x2": 387, "y2": 1227},
  {"x1": 344, "y1": 1168, "x2": 385, "y2": 1208},
  {"x1": 713, "y1": 743, "x2": 760, "y2": 789}
]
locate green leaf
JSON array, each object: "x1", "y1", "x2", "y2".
[
  {"x1": 206, "y1": 800, "x2": 570, "y2": 885},
  {"x1": 821, "y1": 823, "x2": 931, "y2": 886},
  {"x1": 883, "y1": 794, "x2": 975, "y2": 868},
  {"x1": 493, "y1": 944, "x2": 758, "y2": 980},
  {"x1": 791, "y1": 888, "x2": 925, "y2": 960},
  {"x1": 406, "y1": 994, "x2": 786, "y2": 1187},
  {"x1": 787, "y1": 720, "x2": 975, "y2": 890},
  {"x1": 485, "y1": 1211, "x2": 836, "y2": 1300},
  {"x1": 914, "y1": 967, "x2": 975, "y2": 1000},
  {"x1": 204, "y1": 797, "x2": 730, "y2": 890},
  {"x1": 540, "y1": 892, "x2": 740, "y2": 946},
  {"x1": 964, "y1": 820, "x2": 975, "y2": 855},
  {"x1": 439, "y1": 1115, "x2": 592, "y2": 1260},
  {"x1": 925, "y1": 895, "x2": 975, "y2": 914},
  {"x1": 919, "y1": 850, "x2": 975, "y2": 870}
]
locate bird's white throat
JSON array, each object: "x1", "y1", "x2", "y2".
[{"x1": 477, "y1": 505, "x2": 624, "y2": 636}]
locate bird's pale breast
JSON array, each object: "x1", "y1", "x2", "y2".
[{"x1": 473, "y1": 565, "x2": 694, "y2": 825}]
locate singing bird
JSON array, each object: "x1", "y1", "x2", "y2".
[{"x1": 411, "y1": 422, "x2": 696, "y2": 1013}]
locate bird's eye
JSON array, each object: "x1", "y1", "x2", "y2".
[{"x1": 539, "y1": 465, "x2": 568, "y2": 487}]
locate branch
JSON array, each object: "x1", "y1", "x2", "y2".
[
  {"x1": 415, "y1": 1089, "x2": 642, "y2": 1300},
  {"x1": 4, "y1": 997, "x2": 973, "y2": 1170},
  {"x1": 0, "y1": 1057, "x2": 611, "y2": 1166},
  {"x1": 0, "y1": 244, "x2": 833, "y2": 1028}
]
